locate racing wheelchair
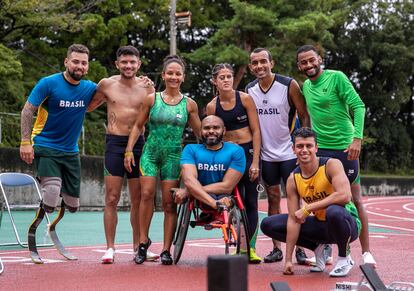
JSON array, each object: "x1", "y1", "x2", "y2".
[{"x1": 173, "y1": 187, "x2": 250, "y2": 264}]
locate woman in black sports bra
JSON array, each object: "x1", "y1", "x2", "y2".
[{"x1": 206, "y1": 63, "x2": 262, "y2": 263}]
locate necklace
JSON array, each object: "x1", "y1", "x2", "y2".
[{"x1": 161, "y1": 91, "x2": 182, "y2": 104}]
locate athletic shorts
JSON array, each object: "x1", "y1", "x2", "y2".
[
  {"x1": 139, "y1": 144, "x2": 181, "y2": 181},
  {"x1": 34, "y1": 146, "x2": 81, "y2": 198},
  {"x1": 104, "y1": 134, "x2": 144, "y2": 179},
  {"x1": 261, "y1": 158, "x2": 298, "y2": 187},
  {"x1": 317, "y1": 148, "x2": 359, "y2": 184}
]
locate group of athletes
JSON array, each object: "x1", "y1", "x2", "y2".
[{"x1": 19, "y1": 43, "x2": 376, "y2": 277}]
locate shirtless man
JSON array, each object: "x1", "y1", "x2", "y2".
[{"x1": 88, "y1": 45, "x2": 156, "y2": 263}]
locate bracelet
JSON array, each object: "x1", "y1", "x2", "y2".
[
  {"x1": 302, "y1": 205, "x2": 310, "y2": 217},
  {"x1": 124, "y1": 151, "x2": 134, "y2": 157},
  {"x1": 20, "y1": 140, "x2": 31, "y2": 146}
]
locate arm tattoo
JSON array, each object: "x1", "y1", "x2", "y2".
[{"x1": 21, "y1": 102, "x2": 37, "y2": 140}]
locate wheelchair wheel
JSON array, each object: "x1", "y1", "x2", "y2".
[
  {"x1": 225, "y1": 207, "x2": 250, "y2": 259},
  {"x1": 225, "y1": 207, "x2": 240, "y2": 254},
  {"x1": 173, "y1": 200, "x2": 191, "y2": 264}
]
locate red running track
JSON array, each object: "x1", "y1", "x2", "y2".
[{"x1": 0, "y1": 196, "x2": 413, "y2": 291}]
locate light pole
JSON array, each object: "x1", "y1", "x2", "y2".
[{"x1": 169, "y1": 0, "x2": 177, "y2": 55}]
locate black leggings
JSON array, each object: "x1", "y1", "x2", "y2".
[
  {"x1": 260, "y1": 205, "x2": 359, "y2": 257},
  {"x1": 238, "y1": 142, "x2": 259, "y2": 240}
]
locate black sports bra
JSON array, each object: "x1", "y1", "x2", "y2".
[{"x1": 215, "y1": 91, "x2": 249, "y2": 131}]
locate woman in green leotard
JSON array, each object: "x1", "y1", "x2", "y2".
[{"x1": 124, "y1": 55, "x2": 201, "y2": 265}]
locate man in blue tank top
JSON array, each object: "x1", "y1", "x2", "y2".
[{"x1": 174, "y1": 115, "x2": 246, "y2": 209}]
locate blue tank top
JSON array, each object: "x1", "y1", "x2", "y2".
[{"x1": 215, "y1": 91, "x2": 249, "y2": 131}]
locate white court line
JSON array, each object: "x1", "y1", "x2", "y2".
[
  {"x1": 0, "y1": 237, "x2": 233, "y2": 256},
  {"x1": 365, "y1": 196, "x2": 414, "y2": 202},
  {"x1": 0, "y1": 256, "x2": 65, "y2": 264},
  {"x1": 403, "y1": 202, "x2": 414, "y2": 213},
  {"x1": 369, "y1": 223, "x2": 414, "y2": 233},
  {"x1": 365, "y1": 200, "x2": 414, "y2": 223}
]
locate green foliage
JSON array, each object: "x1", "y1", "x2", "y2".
[
  {"x1": 0, "y1": 0, "x2": 412, "y2": 173},
  {"x1": 0, "y1": 44, "x2": 25, "y2": 111},
  {"x1": 327, "y1": 0, "x2": 414, "y2": 172}
]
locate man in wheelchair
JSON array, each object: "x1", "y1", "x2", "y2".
[
  {"x1": 172, "y1": 116, "x2": 253, "y2": 263},
  {"x1": 173, "y1": 115, "x2": 246, "y2": 211}
]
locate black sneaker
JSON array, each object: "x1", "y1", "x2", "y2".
[
  {"x1": 263, "y1": 247, "x2": 283, "y2": 263},
  {"x1": 295, "y1": 247, "x2": 307, "y2": 265},
  {"x1": 134, "y1": 238, "x2": 152, "y2": 264},
  {"x1": 160, "y1": 250, "x2": 173, "y2": 265}
]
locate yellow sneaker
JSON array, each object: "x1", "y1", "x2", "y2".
[
  {"x1": 248, "y1": 248, "x2": 262, "y2": 264},
  {"x1": 237, "y1": 248, "x2": 262, "y2": 264}
]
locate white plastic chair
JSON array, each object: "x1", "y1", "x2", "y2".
[
  {"x1": 0, "y1": 200, "x2": 3, "y2": 274},
  {"x1": 0, "y1": 172, "x2": 52, "y2": 247}
]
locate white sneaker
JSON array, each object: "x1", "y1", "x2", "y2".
[
  {"x1": 101, "y1": 248, "x2": 115, "y2": 264},
  {"x1": 329, "y1": 256, "x2": 354, "y2": 277},
  {"x1": 146, "y1": 250, "x2": 160, "y2": 262},
  {"x1": 362, "y1": 252, "x2": 376, "y2": 267},
  {"x1": 310, "y1": 244, "x2": 326, "y2": 272},
  {"x1": 306, "y1": 244, "x2": 333, "y2": 266}
]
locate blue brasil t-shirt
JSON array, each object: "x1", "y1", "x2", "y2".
[
  {"x1": 180, "y1": 142, "x2": 246, "y2": 186},
  {"x1": 28, "y1": 73, "x2": 96, "y2": 152}
]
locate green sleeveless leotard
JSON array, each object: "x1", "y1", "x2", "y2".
[{"x1": 139, "y1": 92, "x2": 188, "y2": 180}]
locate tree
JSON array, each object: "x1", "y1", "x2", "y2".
[
  {"x1": 326, "y1": 0, "x2": 414, "y2": 172},
  {"x1": 186, "y1": 0, "x2": 341, "y2": 97}
]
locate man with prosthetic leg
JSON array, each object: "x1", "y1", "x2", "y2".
[
  {"x1": 20, "y1": 44, "x2": 97, "y2": 263},
  {"x1": 261, "y1": 128, "x2": 361, "y2": 277}
]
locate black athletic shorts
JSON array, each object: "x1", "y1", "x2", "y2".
[
  {"x1": 261, "y1": 158, "x2": 298, "y2": 186},
  {"x1": 104, "y1": 134, "x2": 145, "y2": 179},
  {"x1": 317, "y1": 148, "x2": 359, "y2": 184}
]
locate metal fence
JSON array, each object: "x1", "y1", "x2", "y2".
[
  {"x1": 0, "y1": 112, "x2": 197, "y2": 156},
  {"x1": 0, "y1": 112, "x2": 106, "y2": 156}
]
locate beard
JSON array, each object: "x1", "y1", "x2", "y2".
[
  {"x1": 202, "y1": 133, "x2": 223, "y2": 146},
  {"x1": 305, "y1": 65, "x2": 321, "y2": 78},
  {"x1": 120, "y1": 70, "x2": 136, "y2": 79},
  {"x1": 67, "y1": 68, "x2": 85, "y2": 81}
]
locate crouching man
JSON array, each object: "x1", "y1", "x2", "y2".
[{"x1": 260, "y1": 127, "x2": 360, "y2": 277}]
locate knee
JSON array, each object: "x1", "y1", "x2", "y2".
[
  {"x1": 42, "y1": 203, "x2": 55, "y2": 213},
  {"x1": 105, "y1": 191, "x2": 121, "y2": 208},
  {"x1": 140, "y1": 190, "x2": 154, "y2": 202},
  {"x1": 40, "y1": 177, "x2": 62, "y2": 209},
  {"x1": 260, "y1": 217, "x2": 273, "y2": 236},
  {"x1": 326, "y1": 205, "x2": 344, "y2": 221},
  {"x1": 352, "y1": 196, "x2": 363, "y2": 208},
  {"x1": 351, "y1": 184, "x2": 363, "y2": 205},
  {"x1": 267, "y1": 186, "x2": 281, "y2": 201},
  {"x1": 162, "y1": 201, "x2": 176, "y2": 214},
  {"x1": 66, "y1": 205, "x2": 78, "y2": 213}
]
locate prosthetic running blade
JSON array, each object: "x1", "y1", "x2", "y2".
[
  {"x1": 28, "y1": 206, "x2": 45, "y2": 264},
  {"x1": 48, "y1": 203, "x2": 77, "y2": 260}
]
